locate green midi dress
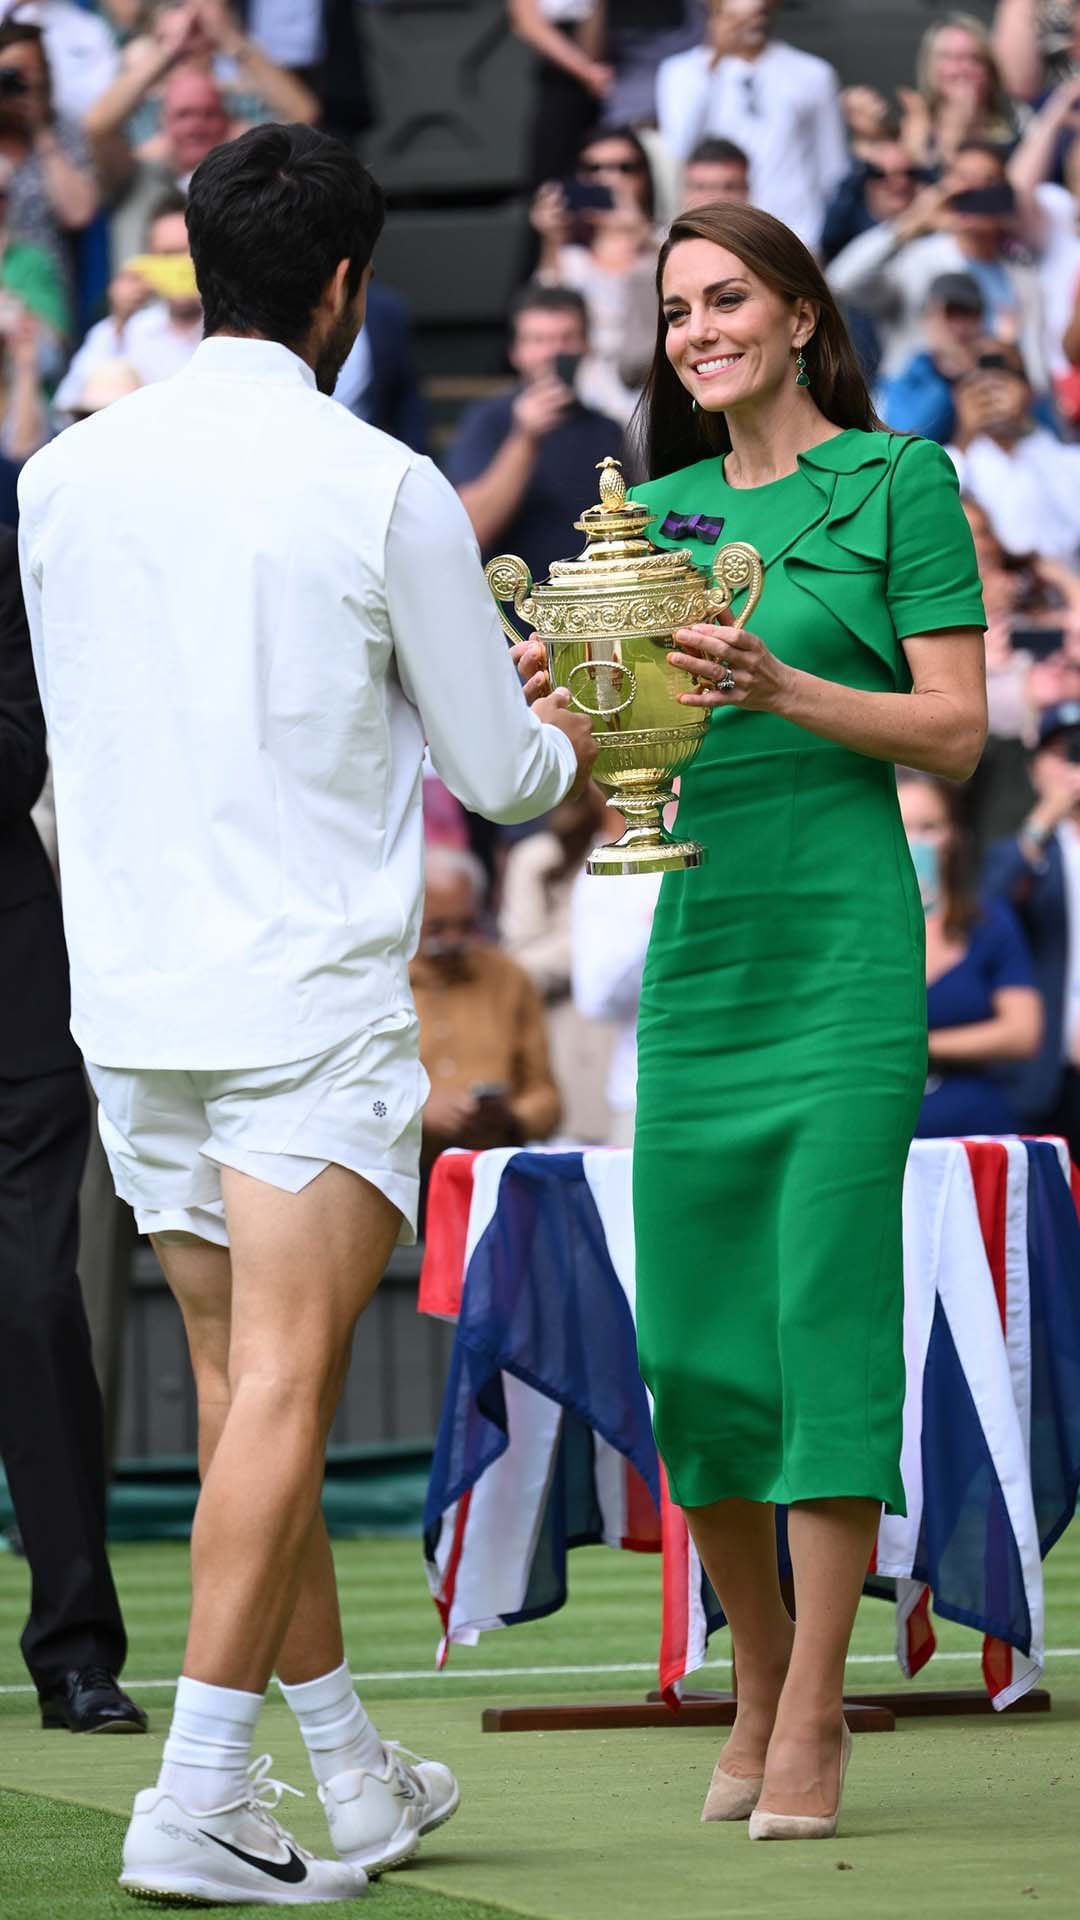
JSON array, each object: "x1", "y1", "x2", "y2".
[{"x1": 629, "y1": 430, "x2": 985, "y2": 1514}]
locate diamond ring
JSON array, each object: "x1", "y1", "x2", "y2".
[{"x1": 718, "y1": 668, "x2": 736, "y2": 693}]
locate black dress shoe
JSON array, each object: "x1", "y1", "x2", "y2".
[{"x1": 38, "y1": 1665, "x2": 148, "y2": 1734}]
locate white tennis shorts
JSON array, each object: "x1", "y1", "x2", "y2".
[{"x1": 86, "y1": 1012, "x2": 429, "y2": 1248}]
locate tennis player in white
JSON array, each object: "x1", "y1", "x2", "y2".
[{"x1": 18, "y1": 123, "x2": 595, "y2": 1905}]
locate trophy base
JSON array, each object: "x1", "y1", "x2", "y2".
[{"x1": 586, "y1": 832, "x2": 706, "y2": 876}]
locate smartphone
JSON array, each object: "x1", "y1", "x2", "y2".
[
  {"x1": 553, "y1": 351, "x2": 582, "y2": 391},
  {"x1": 947, "y1": 184, "x2": 1016, "y2": 216},
  {"x1": 125, "y1": 252, "x2": 199, "y2": 301},
  {"x1": 562, "y1": 177, "x2": 615, "y2": 214},
  {"x1": 1011, "y1": 625, "x2": 1067, "y2": 660}
]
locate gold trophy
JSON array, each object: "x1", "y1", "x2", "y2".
[{"x1": 485, "y1": 457, "x2": 764, "y2": 874}]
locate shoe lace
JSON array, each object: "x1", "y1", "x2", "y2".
[
  {"x1": 78, "y1": 1665, "x2": 116, "y2": 1691},
  {"x1": 244, "y1": 1754, "x2": 311, "y2": 1857},
  {"x1": 384, "y1": 1741, "x2": 428, "y2": 1797}
]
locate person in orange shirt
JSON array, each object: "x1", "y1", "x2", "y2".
[{"x1": 411, "y1": 846, "x2": 562, "y2": 1177}]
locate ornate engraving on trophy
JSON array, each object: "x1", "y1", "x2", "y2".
[{"x1": 485, "y1": 458, "x2": 765, "y2": 875}]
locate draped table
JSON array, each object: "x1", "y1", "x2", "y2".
[{"x1": 419, "y1": 1140, "x2": 1080, "y2": 1732}]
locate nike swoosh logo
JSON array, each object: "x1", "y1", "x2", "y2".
[{"x1": 199, "y1": 1830, "x2": 308, "y2": 1884}]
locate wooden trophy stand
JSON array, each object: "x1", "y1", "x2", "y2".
[{"x1": 482, "y1": 1578, "x2": 1050, "y2": 1733}]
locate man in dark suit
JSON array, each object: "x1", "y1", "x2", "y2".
[
  {"x1": 983, "y1": 702, "x2": 1080, "y2": 1160},
  {"x1": 0, "y1": 526, "x2": 145, "y2": 1734}
]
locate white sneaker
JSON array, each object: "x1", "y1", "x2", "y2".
[
  {"x1": 119, "y1": 1754, "x2": 369, "y2": 1905},
  {"x1": 319, "y1": 1742, "x2": 460, "y2": 1873}
]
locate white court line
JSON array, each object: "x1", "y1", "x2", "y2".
[{"x1": 1, "y1": 1649, "x2": 1078, "y2": 1698}]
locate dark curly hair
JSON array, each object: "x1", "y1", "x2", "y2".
[{"x1": 185, "y1": 123, "x2": 385, "y2": 350}]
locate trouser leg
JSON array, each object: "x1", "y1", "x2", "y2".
[
  {"x1": 76, "y1": 1086, "x2": 137, "y2": 1464},
  {"x1": 0, "y1": 1067, "x2": 127, "y2": 1687}
]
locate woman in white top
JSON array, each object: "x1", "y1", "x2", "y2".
[{"x1": 531, "y1": 122, "x2": 659, "y2": 423}]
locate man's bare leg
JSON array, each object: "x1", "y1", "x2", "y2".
[
  {"x1": 157, "y1": 1165, "x2": 400, "y2": 1692},
  {"x1": 153, "y1": 1231, "x2": 347, "y2": 1685}
]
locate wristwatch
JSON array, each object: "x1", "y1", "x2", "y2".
[{"x1": 1021, "y1": 816, "x2": 1052, "y2": 851}]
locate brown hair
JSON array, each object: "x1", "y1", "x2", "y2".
[
  {"x1": 897, "y1": 770, "x2": 982, "y2": 942},
  {"x1": 916, "y1": 13, "x2": 1016, "y2": 144},
  {"x1": 630, "y1": 203, "x2": 884, "y2": 482}
]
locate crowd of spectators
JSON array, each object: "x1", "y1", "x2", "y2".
[{"x1": 6, "y1": 0, "x2": 1080, "y2": 1195}]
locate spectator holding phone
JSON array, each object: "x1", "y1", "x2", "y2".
[
  {"x1": 898, "y1": 770, "x2": 1041, "y2": 1138},
  {"x1": 445, "y1": 285, "x2": 621, "y2": 586},
  {"x1": 52, "y1": 189, "x2": 200, "y2": 418},
  {"x1": 0, "y1": 19, "x2": 97, "y2": 313},
  {"x1": 983, "y1": 700, "x2": 1080, "y2": 1158},
  {"x1": 946, "y1": 337, "x2": 1080, "y2": 559},
  {"x1": 530, "y1": 124, "x2": 659, "y2": 423},
  {"x1": 828, "y1": 141, "x2": 1050, "y2": 387}
]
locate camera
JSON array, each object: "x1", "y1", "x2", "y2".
[{"x1": 0, "y1": 68, "x2": 30, "y2": 99}]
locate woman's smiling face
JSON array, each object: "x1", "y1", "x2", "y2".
[{"x1": 660, "y1": 238, "x2": 811, "y2": 413}]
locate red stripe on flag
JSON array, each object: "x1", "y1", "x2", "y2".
[
  {"x1": 982, "y1": 1632, "x2": 1014, "y2": 1702},
  {"x1": 658, "y1": 1466, "x2": 690, "y2": 1708},
  {"x1": 963, "y1": 1141, "x2": 1017, "y2": 1702},
  {"x1": 905, "y1": 1588, "x2": 937, "y2": 1677},
  {"x1": 418, "y1": 1152, "x2": 479, "y2": 1318},
  {"x1": 622, "y1": 1461, "x2": 663, "y2": 1553},
  {"x1": 433, "y1": 1489, "x2": 473, "y2": 1662},
  {"x1": 962, "y1": 1140, "x2": 1009, "y2": 1331}
]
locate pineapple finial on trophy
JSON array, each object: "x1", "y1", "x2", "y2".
[{"x1": 596, "y1": 456, "x2": 626, "y2": 512}]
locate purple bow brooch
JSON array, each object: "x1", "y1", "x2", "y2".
[{"x1": 659, "y1": 511, "x2": 725, "y2": 544}]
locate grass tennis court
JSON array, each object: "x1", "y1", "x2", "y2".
[{"x1": 2, "y1": 1530, "x2": 1078, "y2": 1919}]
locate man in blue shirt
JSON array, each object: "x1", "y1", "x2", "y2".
[{"x1": 445, "y1": 286, "x2": 623, "y2": 592}]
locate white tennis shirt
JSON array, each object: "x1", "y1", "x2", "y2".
[{"x1": 18, "y1": 337, "x2": 576, "y2": 1070}]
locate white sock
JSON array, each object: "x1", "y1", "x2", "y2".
[
  {"x1": 278, "y1": 1661, "x2": 386, "y2": 1786},
  {"x1": 158, "y1": 1675, "x2": 264, "y2": 1813}
]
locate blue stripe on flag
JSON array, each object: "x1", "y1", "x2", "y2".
[
  {"x1": 425, "y1": 1153, "x2": 659, "y2": 1538},
  {"x1": 1023, "y1": 1141, "x2": 1080, "y2": 1557},
  {"x1": 916, "y1": 1295, "x2": 1031, "y2": 1653}
]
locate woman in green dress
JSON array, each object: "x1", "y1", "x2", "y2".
[
  {"x1": 635, "y1": 202, "x2": 988, "y2": 1840},
  {"x1": 519, "y1": 201, "x2": 987, "y2": 1840}
]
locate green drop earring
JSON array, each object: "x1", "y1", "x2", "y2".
[{"x1": 795, "y1": 350, "x2": 809, "y2": 388}]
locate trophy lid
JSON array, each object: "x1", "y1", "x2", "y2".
[{"x1": 538, "y1": 456, "x2": 698, "y2": 595}]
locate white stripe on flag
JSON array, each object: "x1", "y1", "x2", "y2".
[
  {"x1": 440, "y1": 1376, "x2": 563, "y2": 1651},
  {"x1": 942, "y1": 1148, "x2": 1044, "y2": 1706}
]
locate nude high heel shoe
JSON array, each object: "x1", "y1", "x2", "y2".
[
  {"x1": 700, "y1": 1761, "x2": 764, "y2": 1822},
  {"x1": 747, "y1": 1722, "x2": 853, "y2": 1841}
]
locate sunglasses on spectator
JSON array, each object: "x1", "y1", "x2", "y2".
[
  {"x1": 864, "y1": 163, "x2": 930, "y2": 183},
  {"x1": 578, "y1": 159, "x2": 644, "y2": 176}
]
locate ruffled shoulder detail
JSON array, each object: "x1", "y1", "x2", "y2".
[
  {"x1": 792, "y1": 429, "x2": 908, "y2": 570},
  {"x1": 785, "y1": 431, "x2": 919, "y2": 689}
]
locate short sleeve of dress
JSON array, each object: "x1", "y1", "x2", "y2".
[
  {"x1": 885, "y1": 437, "x2": 986, "y2": 640},
  {"x1": 976, "y1": 897, "x2": 1037, "y2": 993}
]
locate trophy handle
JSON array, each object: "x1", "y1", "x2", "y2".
[
  {"x1": 707, "y1": 541, "x2": 765, "y2": 629},
  {"x1": 484, "y1": 553, "x2": 537, "y2": 648}
]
